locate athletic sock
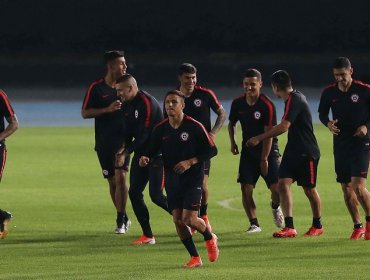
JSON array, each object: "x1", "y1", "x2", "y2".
[
  {"x1": 181, "y1": 237, "x2": 199, "y2": 257},
  {"x1": 250, "y1": 218, "x2": 260, "y2": 227},
  {"x1": 199, "y1": 227, "x2": 212, "y2": 241},
  {"x1": 312, "y1": 217, "x2": 322, "y2": 229},
  {"x1": 116, "y1": 212, "x2": 124, "y2": 226},
  {"x1": 199, "y1": 204, "x2": 208, "y2": 216},
  {"x1": 271, "y1": 201, "x2": 279, "y2": 210},
  {"x1": 354, "y1": 223, "x2": 363, "y2": 229},
  {"x1": 285, "y1": 217, "x2": 294, "y2": 229},
  {"x1": 366, "y1": 216, "x2": 370, "y2": 222}
]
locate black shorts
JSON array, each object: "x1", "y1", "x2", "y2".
[
  {"x1": 96, "y1": 147, "x2": 130, "y2": 179},
  {"x1": 334, "y1": 140, "x2": 370, "y2": 183},
  {"x1": 165, "y1": 169, "x2": 203, "y2": 213},
  {"x1": 204, "y1": 160, "x2": 211, "y2": 176},
  {"x1": 279, "y1": 153, "x2": 319, "y2": 188},
  {"x1": 0, "y1": 143, "x2": 7, "y2": 182},
  {"x1": 237, "y1": 149, "x2": 280, "y2": 187}
]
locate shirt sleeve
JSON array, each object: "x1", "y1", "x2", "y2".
[
  {"x1": 196, "y1": 122, "x2": 218, "y2": 162},
  {"x1": 0, "y1": 90, "x2": 15, "y2": 118},
  {"x1": 318, "y1": 89, "x2": 331, "y2": 126},
  {"x1": 228, "y1": 100, "x2": 238, "y2": 124},
  {"x1": 207, "y1": 89, "x2": 222, "y2": 113},
  {"x1": 125, "y1": 96, "x2": 153, "y2": 154},
  {"x1": 82, "y1": 82, "x2": 99, "y2": 109},
  {"x1": 281, "y1": 94, "x2": 301, "y2": 123},
  {"x1": 262, "y1": 98, "x2": 276, "y2": 127}
]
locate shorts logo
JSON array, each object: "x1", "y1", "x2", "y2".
[
  {"x1": 254, "y1": 111, "x2": 261, "y2": 120},
  {"x1": 135, "y1": 110, "x2": 139, "y2": 119},
  {"x1": 351, "y1": 94, "x2": 359, "y2": 103},
  {"x1": 102, "y1": 169, "x2": 109, "y2": 176},
  {"x1": 180, "y1": 132, "x2": 189, "y2": 141},
  {"x1": 194, "y1": 99, "x2": 202, "y2": 107}
]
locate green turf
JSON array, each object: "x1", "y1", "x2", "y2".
[{"x1": 1, "y1": 125, "x2": 369, "y2": 279}]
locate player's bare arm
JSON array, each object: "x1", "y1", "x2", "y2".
[
  {"x1": 260, "y1": 125, "x2": 273, "y2": 176},
  {"x1": 247, "y1": 120, "x2": 291, "y2": 147},
  {"x1": 227, "y1": 122, "x2": 239, "y2": 155},
  {"x1": 173, "y1": 157, "x2": 198, "y2": 174},
  {"x1": 210, "y1": 106, "x2": 226, "y2": 138},
  {"x1": 81, "y1": 100, "x2": 122, "y2": 119},
  {"x1": 0, "y1": 115, "x2": 19, "y2": 142}
]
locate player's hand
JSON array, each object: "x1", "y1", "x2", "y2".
[
  {"x1": 260, "y1": 159, "x2": 268, "y2": 177},
  {"x1": 353, "y1": 125, "x2": 368, "y2": 138},
  {"x1": 327, "y1": 119, "x2": 340, "y2": 135},
  {"x1": 209, "y1": 131, "x2": 216, "y2": 141},
  {"x1": 247, "y1": 137, "x2": 260, "y2": 147},
  {"x1": 107, "y1": 100, "x2": 122, "y2": 113},
  {"x1": 173, "y1": 160, "x2": 192, "y2": 174},
  {"x1": 231, "y1": 143, "x2": 239, "y2": 155},
  {"x1": 139, "y1": 156, "x2": 150, "y2": 167}
]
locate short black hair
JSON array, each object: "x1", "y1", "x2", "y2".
[
  {"x1": 270, "y1": 70, "x2": 292, "y2": 90},
  {"x1": 104, "y1": 50, "x2": 124, "y2": 63},
  {"x1": 116, "y1": 73, "x2": 133, "y2": 84},
  {"x1": 333, "y1": 57, "x2": 351, "y2": 69},
  {"x1": 179, "y1": 63, "x2": 197, "y2": 75},
  {"x1": 165, "y1": 90, "x2": 185, "y2": 100},
  {"x1": 244, "y1": 68, "x2": 262, "y2": 80}
]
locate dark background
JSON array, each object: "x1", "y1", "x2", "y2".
[{"x1": 1, "y1": 0, "x2": 370, "y2": 92}]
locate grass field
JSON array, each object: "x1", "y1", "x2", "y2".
[{"x1": 1, "y1": 125, "x2": 370, "y2": 279}]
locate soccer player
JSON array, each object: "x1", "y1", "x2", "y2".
[
  {"x1": 228, "y1": 69, "x2": 284, "y2": 233},
  {"x1": 318, "y1": 57, "x2": 370, "y2": 240},
  {"x1": 247, "y1": 70, "x2": 323, "y2": 238},
  {"x1": 81, "y1": 50, "x2": 131, "y2": 234},
  {"x1": 169, "y1": 63, "x2": 226, "y2": 231},
  {"x1": 115, "y1": 74, "x2": 169, "y2": 245},
  {"x1": 0, "y1": 89, "x2": 19, "y2": 239},
  {"x1": 140, "y1": 90, "x2": 219, "y2": 268}
]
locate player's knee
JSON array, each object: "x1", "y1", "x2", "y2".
[
  {"x1": 173, "y1": 217, "x2": 184, "y2": 227},
  {"x1": 129, "y1": 188, "x2": 143, "y2": 201},
  {"x1": 182, "y1": 216, "x2": 194, "y2": 227},
  {"x1": 149, "y1": 192, "x2": 164, "y2": 206}
]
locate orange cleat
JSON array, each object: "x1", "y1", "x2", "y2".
[
  {"x1": 132, "y1": 235, "x2": 156, "y2": 245},
  {"x1": 273, "y1": 227, "x2": 297, "y2": 238},
  {"x1": 183, "y1": 256, "x2": 203, "y2": 268},
  {"x1": 201, "y1": 215, "x2": 212, "y2": 232},
  {"x1": 350, "y1": 227, "x2": 365, "y2": 240},
  {"x1": 304, "y1": 226, "x2": 324, "y2": 237},
  {"x1": 365, "y1": 222, "x2": 370, "y2": 240},
  {"x1": 205, "y1": 233, "x2": 219, "y2": 262}
]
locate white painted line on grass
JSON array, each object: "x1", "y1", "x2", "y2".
[{"x1": 217, "y1": 197, "x2": 243, "y2": 212}]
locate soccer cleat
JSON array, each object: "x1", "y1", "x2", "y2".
[
  {"x1": 205, "y1": 233, "x2": 219, "y2": 262},
  {"x1": 0, "y1": 210, "x2": 12, "y2": 240},
  {"x1": 365, "y1": 222, "x2": 370, "y2": 240},
  {"x1": 350, "y1": 227, "x2": 365, "y2": 240},
  {"x1": 183, "y1": 256, "x2": 203, "y2": 268},
  {"x1": 273, "y1": 227, "x2": 297, "y2": 238},
  {"x1": 201, "y1": 215, "x2": 212, "y2": 232},
  {"x1": 271, "y1": 204, "x2": 285, "y2": 228},
  {"x1": 132, "y1": 235, "x2": 156, "y2": 245},
  {"x1": 124, "y1": 219, "x2": 132, "y2": 233},
  {"x1": 304, "y1": 226, "x2": 324, "y2": 237},
  {"x1": 246, "y1": 225, "x2": 262, "y2": 233}
]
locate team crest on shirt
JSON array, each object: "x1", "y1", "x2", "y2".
[
  {"x1": 254, "y1": 111, "x2": 262, "y2": 120},
  {"x1": 194, "y1": 99, "x2": 202, "y2": 107},
  {"x1": 180, "y1": 132, "x2": 189, "y2": 141},
  {"x1": 351, "y1": 94, "x2": 359, "y2": 103},
  {"x1": 135, "y1": 110, "x2": 139, "y2": 119}
]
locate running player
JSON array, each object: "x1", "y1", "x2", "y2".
[
  {"x1": 81, "y1": 50, "x2": 130, "y2": 234},
  {"x1": 115, "y1": 74, "x2": 169, "y2": 245},
  {"x1": 140, "y1": 90, "x2": 219, "y2": 268},
  {"x1": 0, "y1": 89, "x2": 19, "y2": 239},
  {"x1": 168, "y1": 63, "x2": 226, "y2": 231},
  {"x1": 318, "y1": 57, "x2": 370, "y2": 240},
  {"x1": 248, "y1": 70, "x2": 323, "y2": 238},
  {"x1": 228, "y1": 69, "x2": 284, "y2": 233}
]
